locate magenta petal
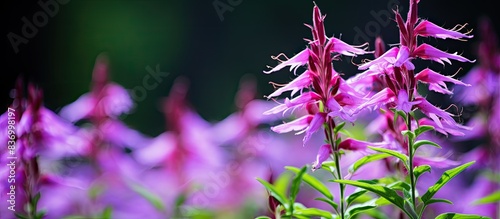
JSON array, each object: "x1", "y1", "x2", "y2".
[
  {"x1": 267, "y1": 70, "x2": 312, "y2": 98},
  {"x1": 396, "y1": 90, "x2": 421, "y2": 113},
  {"x1": 414, "y1": 43, "x2": 475, "y2": 65},
  {"x1": 328, "y1": 37, "x2": 370, "y2": 57},
  {"x1": 327, "y1": 97, "x2": 357, "y2": 122},
  {"x1": 303, "y1": 113, "x2": 325, "y2": 144},
  {"x1": 100, "y1": 120, "x2": 150, "y2": 149},
  {"x1": 394, "y1": 46, "x2": 413, "y2": 69},
  {"x1": 102, "y1": 83, "x2": 134, "y2": 118},
  {"x1": 418, "y1": 118, "x2": 471, "y2": 136},
  {"x1": 415, "y1": 68, "x2": 470, "y2": 95},
  {"x1": 355, "y1": 88, "x2": 395, "y2": 113},
  {"x1": 415, "y1": 20, "x2": 473, "y2": 40},
  {"x1": 339, "y1": 138, "x2": 386, "y2": 151},
  {"x1": 415, "y1": 98, "x2": 461, "y2": 129},
  {"x1": 312, "y1": 144, "x2": 332, "y2": 171},
  {"x1": 270, "y1": 115, "x2": 313, "y2": 134},
  {"x1": 413, "y1": 155, "x2": 459, "y2": 169},
  {"x1": 59, "y1": 93, "x2": 94, "y2": 123},
  {"x1": 134, "y1": 132, "x2": 175, "y2": 167},
  {"x1": 358, "y1": 47, "x2": 399, "y2": 70},
  {"x1": 263, "y1": 49, "x2": 310, "y2": 74},
  {"x1": 264, "y1": 92, "x2": 321, "y2": 115}
]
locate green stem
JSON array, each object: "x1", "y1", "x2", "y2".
[
  {"x1": 326, "y1": 119, "x2": 345, "y2": 219},
  {"x1": 334, "y1": 151, "x2": 345, "y2": 219},
  {"x1": 406, "y1": 112, "x2": 416, "y2": 210}
]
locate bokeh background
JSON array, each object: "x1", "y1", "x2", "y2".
[{"x1": 3, "y1": 0, "x2": 499, "y2": 138}]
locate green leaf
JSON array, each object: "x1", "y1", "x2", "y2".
[
  {"x1": 426, "y1": 199, "x2": 453, "y2": 205},
  {"x1": 375, "y1": 197, "x2": 391, "y2": 206},
  {"x1": 315, "y1": 197, "x2": 338, "y2": 211},
  {"x1": 129, "y1": 183, "x2": 166, "y2": 211},
  {"x1": 414, "y1": 140, "x2": 441, "y2": 150},
  {"x1": 473, "y1": 190, "x2": 500, "y2": 205},
  {"x1": 482, "y1": 170, "x2": 500, "y2": 183},
  {"x1": 414, "y1": 125, "x2": 434, "y2": 137},
  {"x1": 347, "y1": 189, "x2": 368, "y2": 206},
  {"x1": 15, "y1": 213, "x2": 29, "y2": 219},
  {"x1": 255, "y1": 217, "x2": 272, "y2": 219},
  {"x1": 345, "y1": 199, "x2": 377, "y2": 219},
  {"x1": 293, "y1": 208, "x2": 333, "y2": 218},
  {"x1": 274, "y1": 171, "x2": 292, "y2": 198},
  {"x1": 421, "y1": 161, "x2": 475, "y2": 204},
  {"x1": 401, "y1": 130, "x2": 416, "y2": 142},
  {"x1": 101, "y1": 207, "x2": 113, "y2": 219},
  {"x1": 334, "y1": 180, "x2": 416, "y2": 219},
  {"x1": 35, "y1": 210, "x2": 46, "y2": 219},
  {"x1": 321, "y1": 161, "x2": 337, "y2": 173},
  {"x1": 290, "y1": 166, "x2": 307, "y2": 203},
  {"x1": 339, "y1": 129, "x2": 353, "y2": 138},
  {"x1": 32, "y1": 192, "x2": 41, "y2": 207},
  {"x1": 256, "y1": 178, "x2": 289, "y2": 206},
  {"x1": 389, "y1": 181, "x2": 418, "y2": 202},
  {"x1": 368, "y1": 147, "x2": 409, "y2": 170},
  {"x1": 349, "y1": 153, "x2": 390, "y2": 174},
  {"x1": 395, "y1": 110, "x2": 408, "y2": 122},
  {"x1": 286, "y1": 166, "x2": 334, "y2": 200},
  {"x1": 334, "y1": 122, "x2": 346, "y2": 134},
  {"x1": 414, "y1": 165, "x2": 431, "y2": 181},
  {"x1": 174, "y1": 193, "x2": 186, "y2": 207},
  {"x1": 435, "y1": 213, "x2": 491, "y2": 219},
  {"x1": 360, "y1": 207, "x2": 391, "y2": 219}
]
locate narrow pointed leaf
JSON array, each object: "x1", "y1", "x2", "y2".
[
  {"x1": 335, "y1": 180, "x2": 416, "y2": 219},
  {"x1": 286, "y1": 166, "x2": 334, "y2": 200},
  {"x1": 334, "y1": 122, "x2": 346, "y2": 134},
  {"x1": 395, "y1": 110, "x2": 408, "y2": 121},
  {"x1": 414, "y1": 140, "x2": 441, "y2": 150},
  {"x1": 435, "y1": 213, "x2": 491, "y2": 219},
  {"x1": 388, "y1": 181, "x2": 412, "y2": 192},
  {"x1": 315, "y1": 197, "x2": 338, "y2": 211},
  {"x1": 293, "y1": 208, "x2": 333, "y2": 218},
  {"x1": 415, "y1": 125, "x2": 434, "y2": 136},
  {"x1": 290, "y1": 166, "x2": 307, "y2": 202},
  {"x1": 472, "y1": 190, "x2": 500, "y2": 205},
  {"x1": 347, "y1": 189, "x2": 368, "y2": 205},
  {"x1": 368, "y1": 146, "x2": 409, "y2": 164},
  {"x1": 345, "y1": 199, "x2": 378, "y2": 219},
  {"x1": 421, "y1": 161, "x2": 475, "y2": 204},
  {"x1": 129, "y1": 183, "x2": 166, "y2": 211},
  {"x1": 414, "y1": 165, "x2": 431, "y2": 181},
  {"x1": 256, "y1": 178, "x2": 289, "y2": 206},
  {"x1": 426, "y1": 198, "x2": 453, "y2": 205},
  {"x1": 101, "y1": 207, "x2": 113, "y2": 219},
  {"x1": 401, "y1": 130, "x2": 416, "y2": 143},
  {"x1": 274, "y1": 171, "x2": 292, "y2": 198},
  {"x1": 350, "y1": 153, "x2": 390, "y2": 174}
]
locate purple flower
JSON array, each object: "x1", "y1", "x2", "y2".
[
  {"x1": 312, "y1": 144, "x2": 332, "y2": 171},
  {"x1": 414, "y1": 20, "x2": 473, "y2": 40},
  {"x1": 59, "y1": 54, "x2": 149, "y2": 154},
  {"x1": 415, "y1": 68, "x2": 470, "y2": 95},
  {"x1": 263, "y1": 5, "x2": 369, "y2": 168},
  {"x1": 351, "y1": 0, "x2": 473, "y2": 137},
  {"x1": 59, "y1": 54, "x2": 133, "y2": 122}
]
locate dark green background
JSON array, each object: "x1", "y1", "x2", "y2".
[{"x1": 4, "y1": 0, "x2": 499, "y2": 136}]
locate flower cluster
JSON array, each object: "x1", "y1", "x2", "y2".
[
  {"x1": 351, "y1": 0, "x2": 474, "y2": 131},
  {"x1": 264, "y1": 5, "x2": 370, "y2": 170}
]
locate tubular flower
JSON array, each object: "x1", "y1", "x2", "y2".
[
  {"x1": 263, "y1": 5, "x2": 369, "y2": 165},
  {"x1": 352, "y1": 0, "x2": 473, "y2": 136}
]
